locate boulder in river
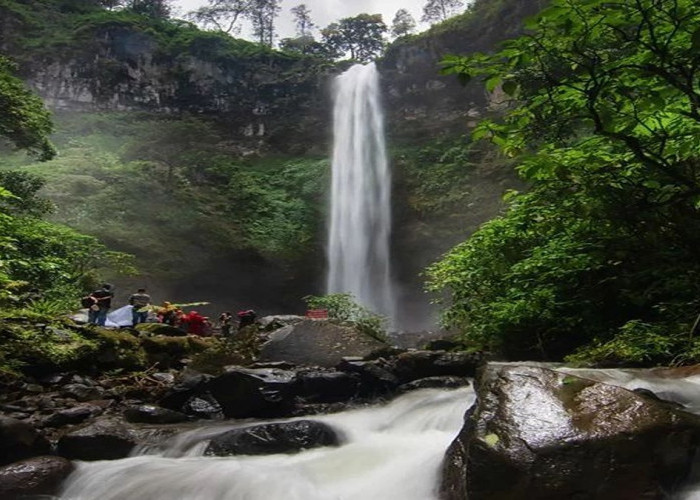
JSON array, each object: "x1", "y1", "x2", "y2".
[
  {"x1": 441, "y1": 364, "x2": 700, "y2": 500},
  {"x1": 205, "y1": 420, "x2": 340, "y2": 456},
  {"x1": 389, "y1": 350, "x2": 480, "y2": 383},
  {"x1": 206, "y1": 366, "x2": 297, "y2": 418},
  {"x1": 123, "y1": 404, "x2": 191, "y2": 424},
  {"x1": 0, "y1": 416, "x2": 50, "y2": 466},
  {"x1": 56, "y1": 418, "x2": 138, "y2": 460},
  {"x1": 0, "y1": 456, "x2": 74, "y2": 499},
  {"x1": 259, "y1": 319, "x2": 387, "y2": 368}
]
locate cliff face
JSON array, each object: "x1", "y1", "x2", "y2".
[
  {"x1": 379, "y1": 0, "x2": 547, "y2": 142},
  {"x1": 5, "y1": 19, "x2": 333, "y2": 154}
]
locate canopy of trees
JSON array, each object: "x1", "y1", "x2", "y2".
[
  {"x1": 430, "y1": 0, "x2": 700, "y2": 364},
  {"x1": 321, "y1": 14, "x2": 387, "y2": 63}
]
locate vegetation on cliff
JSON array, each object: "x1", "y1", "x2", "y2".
[{"x1": 429, "y1": 0, "x2": 700, "y2": 365}]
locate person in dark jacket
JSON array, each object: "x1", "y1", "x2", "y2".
[{"x1": 88, "y1": 283, "x2": 114, "y2": 326}]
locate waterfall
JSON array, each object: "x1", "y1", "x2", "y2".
[
  {"x1": 327, "y1": 63, "x2": 395, "y2": 321},
  {"x1": 58, "y1": 387, "x2": 474, "y2": 500}
]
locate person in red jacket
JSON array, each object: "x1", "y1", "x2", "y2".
[{"x1": 185, "y1": 310, "x2": 206, "y2": 336}]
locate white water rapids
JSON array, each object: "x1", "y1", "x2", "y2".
[
  {"x1": 327, "y1": 63, "x2": 395, "y2": 321},
  {"x1": 58, "y1": 387, "x2": 474, "y2": 500}
]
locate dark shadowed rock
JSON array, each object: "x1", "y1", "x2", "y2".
[
  {"x1": 205, "y1": 420, "x2": 340, "y2": 456},
  {"x1": 61, "y1": 383, "x2": 105, "y2": 402},
  {"x1": 258, "y1": 315, "x2": 306, "y2": 331},
  {"x1": 441, "y1": 364, "x2": 700, "y2": 500},
  {"x1": 292, "y1": 370, "x2": 361, "y2": 403},
  {"x1": 398, "y1": 376, "x2": 470, "y2": 392},
  {"x1": 158, "y1": 371, "x2": 213, "y2": 412},
  {"x1": 390, "y1": 350, "x2": 479, "y2": 383},
  {"x1": 56, "y1": 418, "x2": 137, "y2": 460},
  {"x1": 43, "y1": 404, "x2": 103, "y2": 427},
  {"x1": 336, "y1": 358, "x2": 400, "y2": 396},
  {"x1": 206, "y1": 367, "x2": 297, "y2": 418},
  {"x1": 123, "y1": 405, "x2": 191, "y2": 424},
  {"x1": 0, "y1": 416, "x2": 50, "y2": 466},
  {"x1": 0, "y1": 456, "x2": 74, "y2": 499},
  {"x1": 259, "y1": 320, "x2": 387, "y2": 368},
  {"x1": 181, "y1": 394, "x2": 224, "y2": 420}
]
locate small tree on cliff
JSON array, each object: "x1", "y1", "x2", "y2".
[
  {"x1": 321, "y1": 14, "x2": 387, "y2": 63},
  {"x1": 246, "y1": 0, "x2": 281, "y2": 47},
  {"x1": 391, "y1": 8, "x2": 417, "y2": 38},
  {"x1": 187, "y1": 0, "x2": 250, "y2": 34},
  {"x1": 291, "y1": 3, "x2": 314, "y2": 38},
  {"x1": 421, "y1": 0, "x2": 464, "y2": 24}
]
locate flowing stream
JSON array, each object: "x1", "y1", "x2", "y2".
[
  {"x1": 327, "y1": 63, "x2": 395, "y2": 321},
  {"x1": 58, "y1": 387, "x2": 474, "y2": 500}
]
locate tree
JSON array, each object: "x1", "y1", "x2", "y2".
[
  {"x1": 127, "y1": 0, "x2": 171, "y2": 18},
  {"x1": 246, "y1": 0, "x2": 281, "y2": 47},
  {"x1": 391, "y1": 8, "x2": 416, "y2": 38},
  {"x1": 321, "y1": 14, "x2": 387, "y2": 63},
  {"x1": 290, "y1": 3, "x2": 314, "y2": 38},
  {"x1": 187, "y1": 0, "x2": 249, "y2": 34},
  {"x1": 0, "y1": 57, "x2": 55, "y2": 161},
  {"x1": 421, "y1": 0, "x2": 464, "y2": 24},
  {"x1": 430, "y1": 0, "x2": 700, "y2": 363}
]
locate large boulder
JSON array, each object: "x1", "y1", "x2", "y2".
[
  {"x1": 0, "y1": 456, "x2": 74, "y2": 499},
  {"x1": 259, "y1": 320, "x2": 387, "y2": 367},
  {"x1": 292, "y1": 370, "x2": 362, "y2": 403},
  {"x1": 205, "y1": 420, "x2": 340, "y2": 456},
  {"x1": 123, "y1": 404, "x2": 191, "y2": 424},
  {"x1": 0, "y1": 416, "x2": 50, "y2": 466},
  {"x1": 206, "y1": 366, "x2": 298, "y2": 418},
  {"x1": 441, "y1": 364, "x2": 700, "y2": 500},
  {"x1": 389, "y1": 350, "x2": 480, "y2": 383},
  {"x1": 56, "y1": 418, "x2": 138, "y2": 460}
]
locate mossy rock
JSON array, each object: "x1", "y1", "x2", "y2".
[
  {"x1": 135, "y1": 323, "x2": 187, "y2": 337},
  {"x1": 141, "y1": 335, "x2": 212, "y2": 369},
  {"x1": 84, "y1": 327, "x2": 147, "y2": 370}
]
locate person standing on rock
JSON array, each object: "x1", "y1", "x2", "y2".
[
  {"x1": 128, "y1": 288, "x2": 151, "y2": 326},
  {"x1": 219, "y1": 312, "x2": 233, "y2": 337},
  {"x1": 237, "y1": 309, "x2": 257, "y2": 330},
  {"x1": 88, "y1": 283, "x2": 114, "y2": 326}
]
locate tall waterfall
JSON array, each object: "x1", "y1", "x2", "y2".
[{"x1": 327, "y1": 63, "x2": 395, "y2": 321}]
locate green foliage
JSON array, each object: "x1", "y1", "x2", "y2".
[
  {"x1": 321, "y1": 14, "x2": 387, "y2": 62},
  {"x1": 303, "y1": 293, "x2": 388, "y2": 342},
  {"x1": 429, "y1": 0, "x2": 700, "y2": 363},
  {"x1": 0, "y1": 56, "x2": 55, "y2": 160},
  {"x1": 188, "y1": 329, "x2": 260, "y2": 374}
]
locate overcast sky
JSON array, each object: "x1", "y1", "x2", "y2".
[{"x1": 171, "y1": 0, "x2": 433, "y2": 42}]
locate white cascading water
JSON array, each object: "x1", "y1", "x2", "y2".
[
  {"x1": 58, "y1": 387, "x2": 474, "y2": 500},
  {"x1": 327, "y1": 63, "x2": 395, "y2": 321}
]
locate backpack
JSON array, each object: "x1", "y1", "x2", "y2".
[{"x1": 81, "y1": 296, "x2": 95, "y2": 308}]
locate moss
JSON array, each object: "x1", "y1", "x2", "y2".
[{"x1": 141, "y1": 335, "x2": 213, "y2": 369}]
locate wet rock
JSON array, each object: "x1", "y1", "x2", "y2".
[
  {"x1": 158, "y1": 371, "x2": 213, "y2": 412},
  {"x1": 390, "y1": 350, "x2": 479, "y2": 383},
  {"x1": 293, "y1": 370, "x2": 361, "y2": 403},
  {"x1": 56, "y1": 418, "x2": 137, "y2": 460},
  {"x1": 123, "y1": 405, "x2": 191, "y2": 424},
  {"x1": 207, "y1": 366, "x2": 297, "y2": 418},
  {"x1": 259, "y1": 320, "x2": 387, "y2": 368},
  {"x1": 336, "y1": 358, "x2": 399, "y2": 396},
  {"x1": 397, "y1": 376, "x2": 470, "y2": 392},
  {"x1": 151, "y1": 372, "x2": 176, "y2": 385},
  {"x1": 205, "y1": 420, "x2": 340, "y2": 456},
  {"x1": 43, "y1": 404, "x2": 103, "y2": 427},
  {"x1": 258, "y1": 315, "x2": 306, "y2": 331},
  {"x1": 0, "y1": 456, "x2": 74, "y2": 499},
  {"x1": 61, "y1": 383, "x2": 105, "y2": 402},
  {"x1": 0, "y1": 416, "x2": 51, "y2": 466},
  {"x1": 181, "y1": 394, "x2": 224, "y2": 420},
  {"x1": 441, "y1": 364, "x2": 700, "y2": 500}
]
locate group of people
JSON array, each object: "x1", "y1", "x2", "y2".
[{"x1": 82, "y1": 284, "x2": 257, "y2": 337}]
